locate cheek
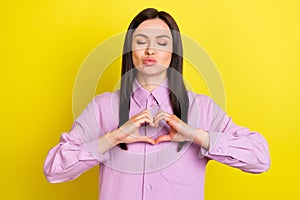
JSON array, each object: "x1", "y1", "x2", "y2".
[
  {"x1": 160, "y1": 51, "x2": 172, "y2": 66},
  {"x1": 132, "y1": 50, "x2": 142, "y2": 67}
]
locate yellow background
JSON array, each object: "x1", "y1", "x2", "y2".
[{"x1": 1, "y1": 0, "x2": 299, "y2": 199}]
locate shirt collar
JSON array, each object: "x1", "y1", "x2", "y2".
[{"x1": 132, "y1": 78, "x2": 170, "y2": 107}]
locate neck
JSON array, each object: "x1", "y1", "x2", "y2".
[{"x1": 136, "y1": 73, "x2": 167, "y2": 92}]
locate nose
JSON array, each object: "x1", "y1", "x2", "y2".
[{"x1": 145, "y1": 47, "x2": 156, "y2": 55}]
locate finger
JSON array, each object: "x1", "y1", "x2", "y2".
[
  {"x1": 134, "y1": 113, "x2": 153, "y2": 122},
  {"x1": 134, "y1": 111, "x2": 154, "y2": 124},
  {"x1": 153, "y1": 111, "x2": 169, "y2": 125},
  {"x1": 155, "y1": 134, "x2": 172, "y2": 144},
  {"x1": 119, "y1": 113, "x2": 155, "y2": 135},
  {"x1": 135, "y1": 110, "x2": 153, "y2": 119},
  {"x1": 119, "y1": 118, "x2": 152, "y2": 135},
  {"x1": 133, "y1": 113, "x2": 156, "y2": 127},
  {"x1": 154, "y1": 113, "x2": 178, "y2": 128},
  {"x1": 134, "y1": 117, "x2": 155, "y2": 127},
  {"x1": 154, "y1": 110, "x2": 170, "y2": 119},
  {"x1": 155, "y1": 111, "x2": 179, "y2": 122},
  {"x1": 134, "y1": 136, "x2": 156, "y2": 145}
]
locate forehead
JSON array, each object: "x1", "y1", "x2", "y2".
[{"x1": 133, "y1": 18, "x2": 172, "y2": 37}]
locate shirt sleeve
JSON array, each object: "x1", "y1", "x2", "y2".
[
  {"x1": 44, "y1": 97, "x2": 110, "y2": 183},
  {"x1": 198, "y1": 99, "x2": 270, "y2": 173}
]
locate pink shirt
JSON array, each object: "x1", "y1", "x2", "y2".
[{"x1": 44, "y1": 79, "x2": 270, "y2": 200}]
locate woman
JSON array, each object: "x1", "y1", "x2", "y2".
[{"x1": 44, "y1": 8, "x2": 270, "y2": 200}]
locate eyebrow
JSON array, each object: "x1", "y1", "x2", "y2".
[{"x1": 133, "y1": 33, "x2": 171, "y2": 39}]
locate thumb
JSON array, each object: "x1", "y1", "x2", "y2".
[
  {"x1": 136, "y1": 136, "x2": 156, "y2": 145},
  {"x1": 155, "y1": 135, "x2": 172, "y2": 144}
]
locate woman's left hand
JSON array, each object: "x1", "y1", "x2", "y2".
[{"x1": 153, "y1": 111, "x2": 209, "y2": 148}]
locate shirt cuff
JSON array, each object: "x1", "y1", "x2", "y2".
[
  {"x1": 79, "y1": 139, "x2": 110, "y2": 163},
  {"x1": 198, "y1": 131, "x2": 229, "y2": 158}
]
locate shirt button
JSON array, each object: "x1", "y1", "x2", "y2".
[
  {"x1": 146, "y1": 185, "x2": 152, "y2": 190},
  {"x1": 150, "y1": 162, "x2": 155, "y2": 167}
]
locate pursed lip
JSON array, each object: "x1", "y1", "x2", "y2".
[{"x1": 142, "y1": 57, "x2": 157, "y2": 65}]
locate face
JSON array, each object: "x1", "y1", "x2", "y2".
[{"x1": 132, "y1": 18, "x2": 173, "y2": 81}]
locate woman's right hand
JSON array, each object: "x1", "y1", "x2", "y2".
[{"x1": 108, "y1": 110, "x2": 156, "y2": 146}]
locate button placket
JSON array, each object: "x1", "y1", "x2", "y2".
[
  {"x1": 143, "y1": 95, "x2": 159, "y2": 199},
  {"x1": 146, "y1": 96, "x2": 159, "y2": 138}
]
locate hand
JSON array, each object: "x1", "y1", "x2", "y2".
[
  {"x1": 154, "y1": 111, "x2": 209, "y2": 147},
  {"x1": 110, "y1": 110, "x2": 156, "y2": 145}
]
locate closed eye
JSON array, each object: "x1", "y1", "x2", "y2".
[
  {"x1": 137, "y1": 40, "x2": 147, "y2": 45},
  {"x1": 157, "y1": 42, "x2": 167, "y2": 46}
]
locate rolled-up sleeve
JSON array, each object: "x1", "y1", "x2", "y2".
[
  {"x1": 44, "y1": 98, "x2": 110, "y2": 183},
  {"x1": 198, "y1": 99, "x2": 270, "y2": 173}
]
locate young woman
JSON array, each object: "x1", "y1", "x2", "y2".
[{"x1": 44, "y1": 8, "x2": 270, "y2": 200}]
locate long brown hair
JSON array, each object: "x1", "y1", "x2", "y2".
[{"x1": 119, "y1": 8, "x2": 189, "y2": 152}]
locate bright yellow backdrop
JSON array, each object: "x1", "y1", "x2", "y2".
[{"x1": 1, "y1": 0, "x2": 299, "y2": 199}]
